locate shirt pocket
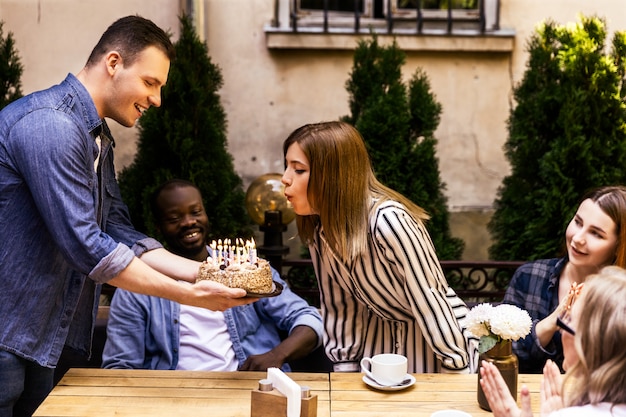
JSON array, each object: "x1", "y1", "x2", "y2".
[
  {"x1": 232, "y1": 304, "x2": 263, "y2": 338},
  {"x1": 101, "y1": 179, "x2": 122, "y2": 224}
]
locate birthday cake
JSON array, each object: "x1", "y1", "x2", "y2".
[{"x1": 196, "y1": 239, "x2": 274, "y2": 294}]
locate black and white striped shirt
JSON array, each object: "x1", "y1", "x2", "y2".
[{"x1": 310, "y1": 200, "x2": 479, "y2": 373}]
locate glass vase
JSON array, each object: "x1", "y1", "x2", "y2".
[{"x1": 477, "y1": 339, "x2": 518, "y2": 411}]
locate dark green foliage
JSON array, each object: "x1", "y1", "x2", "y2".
[
  {"x1": 343, "y1": 34, "x2": 464, "y2": 260},
  {"x1": 0, "y1": 21, "x2": 23, "y2": 109},
  {"x1": 488, "y1": 15, "x2": 626, "y2": 260},
  {"x1": 118, "y1": 15, "x2": 252, "y2": 242}
]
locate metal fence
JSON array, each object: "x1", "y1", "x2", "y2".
[
  {"x1": 282, "y1": 258, "x2": 522, "y2": 307},
  {"x1": 269, "y1": 0, "x2": 501, "y2": 35}
]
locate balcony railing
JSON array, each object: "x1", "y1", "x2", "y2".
[
  {"x1": 269, "y1": 0, "x2": 501, "y2": 35},
  {"x1": 282, "y1": 258, "x2": 523, "y2": 307}
]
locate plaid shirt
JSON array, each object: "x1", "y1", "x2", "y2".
[{"x1": 503, "y1": 257, "x2": 566, "y2": 373}]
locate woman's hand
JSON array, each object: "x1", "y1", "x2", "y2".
[
  {"x1": 480, "y1": 361, "x2": 533, "y2": 417},
  {"x1": 540, "y1": 360, "x2": 564, "y2": 417},
  {"x1": 535, "y1": 291, "x2": 570, "y2": 347}
]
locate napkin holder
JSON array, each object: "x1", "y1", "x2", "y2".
[{"x1": 251, "y1": 379, "x2": 317, "y2": 417}]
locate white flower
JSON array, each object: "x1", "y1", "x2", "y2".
[
  {"x1": 465, "y1": 303, "x2": 495, "y2": 337},
  {"x1": 489, "y1": 304, "x2": 532, "y2": 341},
  {"x1": 466, "y1": 303, "x2": 532, "y2": 353}
]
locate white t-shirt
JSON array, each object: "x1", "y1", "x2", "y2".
[
  {"x1": 550, "y1": 403, "x2": 626, "y2": 417},
  {"x1": 175, "y1": 303, "x2": 238, "y2": 371}
]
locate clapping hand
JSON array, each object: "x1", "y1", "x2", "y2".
[
  {"x1": 540, "y1": 360, "x2": 564, "y2": 417},
  {"x1": 479, "y1": 360, "x2": 533, "y2": 417}
]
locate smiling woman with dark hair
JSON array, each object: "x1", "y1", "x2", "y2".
[{"x1": 504, "y1": 186, "x2": 626, "y2": 374}]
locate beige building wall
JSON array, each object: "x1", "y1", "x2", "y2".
[{"x1": 2, "y1": 0, "x2": 625, "y2": 260}]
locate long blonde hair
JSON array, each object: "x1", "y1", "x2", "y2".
[
  {"x1": 564, "y1": 265, "x2": 626, "y2": 407},
  {"x1": 283, "y1": 121, "x2": 428, "y2": 260}
]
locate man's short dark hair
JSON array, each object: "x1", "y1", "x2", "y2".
[{"x1": 86, "y1": 15, "x2": 175, "y2": 67}]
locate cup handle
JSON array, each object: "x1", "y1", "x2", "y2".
[{"x1": 360, "y1": 357, "x2": 374, "y2": 381}]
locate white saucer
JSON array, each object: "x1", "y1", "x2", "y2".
[{"x1": 362, "y1": 374, "x2": 416, "y2": 391}]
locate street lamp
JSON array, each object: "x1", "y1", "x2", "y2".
[{"x1": 245, "y1": 173, "x2": 295, "y2": 271}]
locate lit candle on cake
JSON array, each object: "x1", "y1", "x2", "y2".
[
  {"x1": 210, "y1": 241, "x2": 217, "y2": 264},
  {"x1": 217, "y1": 240, "x2": 223, "y2": 265},
  {"x1": 236, "y1": 238, "x2": 244, "y2": 264},
  {"x1": 249, "y1": 238, "x2": 257, "y2": 265},
  {"x1": 242, "y1": 239, "x2": 249, "y2": 264}
]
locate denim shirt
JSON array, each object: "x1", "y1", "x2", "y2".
[
  {"x1": 101, "y1": 271, "x2": 323, "y2": 372},
  {"x1": 0, "y1": 74, "x2": 161, "y2": 367}
]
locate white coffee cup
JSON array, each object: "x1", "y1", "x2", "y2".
[
  {"x1": 430, "y1": 410, "x2": 472, "y2": 417},
  {"x1": 360, "y1": 353, "x2": 408, "y2": 386}
]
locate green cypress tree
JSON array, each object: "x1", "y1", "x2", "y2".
[
  {"x1": 0, "y1": 21, "x2": 24, "y2": 109},
  {"x1": 488, "y1": 15, "x2": 626, "y2": 260},
  {"x1": 343, "y1": 34, "x2": 464, "y2": 260},
  {"x1": 118, "y1": 15, "x2": 252, "y2": 241}
]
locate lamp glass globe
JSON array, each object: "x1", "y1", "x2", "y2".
[{"x1": 245, "y1": 173, "x2": 296, "y2": 226}]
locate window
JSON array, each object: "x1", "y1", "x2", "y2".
[
  {"x1": 385, "y1": 0, "x2": 485, "y2": 32},
  {"x1": 389, "y1": 0, "x2": 480, "y2": 19},
  {"x1": 271, "y1": 0, "x2": 501, "y2": 34},
  {"x1": 292, "y1": 0, "x2": 373, "y2": 31},
  {"x1": 266, "y1": 0, "x2": 513, "y2": 52}
]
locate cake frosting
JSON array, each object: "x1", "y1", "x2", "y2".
[{"x1": 196, "y1": 238, "x2": 274, "y2": 294}]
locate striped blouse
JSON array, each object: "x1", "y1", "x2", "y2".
[{"x1": 309, "y1": 200, "x2": 478, "y2": 373}]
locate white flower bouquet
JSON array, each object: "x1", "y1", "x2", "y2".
[{"x1": 466, "y1": 303, "x2": 532, "y2": 353}]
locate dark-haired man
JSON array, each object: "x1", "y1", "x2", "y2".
[{"x1": 0, "y1": 17, "x2": 251, "y2": 416}]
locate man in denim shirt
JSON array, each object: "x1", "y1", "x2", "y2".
[
  {"x1": 102, "y1": 180, "x2": 323, "y2": 371},
  {"x1": 0, "y1": 16, "x2": 252, "y2": 416}
]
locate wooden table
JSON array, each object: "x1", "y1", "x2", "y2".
[
  {"x1": 33, "y1": 369, "x2": 331, "y2": 417},
  {"x1": 330, "y1": 373, "x2": 542, "y2": 416},
  {"x1": 34, "y1": 369, "x2": 542, "y2": 417}
]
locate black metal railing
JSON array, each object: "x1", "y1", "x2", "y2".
[
  {"x1": 282, "y1": 258, "x2": 523, "y2": 308},
  {"x1": 272, "y1": 0, "x2": 498, "y2": 35}
]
